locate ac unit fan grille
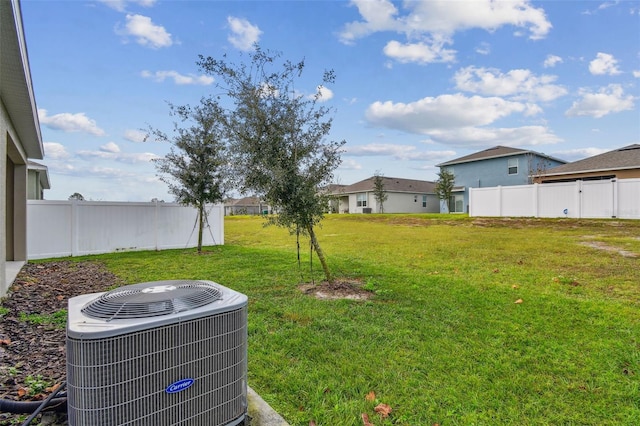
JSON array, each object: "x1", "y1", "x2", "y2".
[{"x1": 81, "y1": 280, "x2": 222, "y2": 320}]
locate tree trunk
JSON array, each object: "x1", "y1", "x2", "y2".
[
  {"x1": 306, "y1": 224, "x2": 333, "y2": 283},
  {"x1": 197, "y1": 204, "x2": 204, "y2": 253}
]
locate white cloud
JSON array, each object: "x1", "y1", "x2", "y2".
[
  {"x1": 346, "y1": 143, "x2": 456, "y2": 161},
  {"x1": 44, "y1": 142, "x2": 70, "y2": 160},
  {"x1": 227, "y1": 16, "x2": 262, "y2": 51},
  {"x1": 565, "y1": 84, "x2": 635, "y2": 118},
  {"x1": 100, "y1": 142, "x2": 121, "y2": 153},
  {"x1": 338, "y1": 158, "x2": 362, "y2": 170},
  {"x1": 383, "y1": 39, "x2": 456, "y2": 64},
  {"x1": 552, "y1": 147, "x2": 610, "y2": 161},
  {"x1": 124, "y1": 129, "x2": 147, "y2": 143},
  {"x1": 454, "y1": 66, "x2": 568, "y2": 102},
  {"x1": 365, "y1": 93, "x2": 537, "y2": 134},
  {"x1": 339, "y1": 0, "x2": 552, "y2": 60},
  {"x1": 475, "y1": 42, "x2": 491, "y2": 55},
  {"x1": 117, "y1": 14, "x2": 172, "y2": 49},
  {"x1": 543, "y1": 54, "x2": 563, "y2": 68},
  {"x1": 38, "y1": 109, "x2": 106, "y2": 136},
  {"x1": 77, "y1": 148, "x2": 159, "y2": 164},
  {"x1": 310, "y1": 86, "x2": 334, "y2": 102},
  {"x1": 99, "y1": 0, "x2": 156, "y2": 12},
  {"x1": 633, "y1": 70, "x2": 640, "y2": 78},
  {"x1": 426, "y1": 125, "x2": 562, "y2": 146},
  {"x1": 140, "y1": 70, "x2": 214, "y2": 85},
  {"x1": 589, "y1": 52, "x2": 622, "y2": 75}
]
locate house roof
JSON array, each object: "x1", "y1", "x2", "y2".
[
  {"x1": 539, "y1": 144, "x2": 640, "y2": 177},
  {"x1": 338, "y1": 176, "x2": 436, "y2": 194},
  {"x1": 1, "y1": 1, "x2": 43, "y2": 160},
  {"x1": 226, "y1": 196, "x2": 262, "y2": 207},
  {"x1": 437, "y1": 145, "x2": 566, "y2": 167}
]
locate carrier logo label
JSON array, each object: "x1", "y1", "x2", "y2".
[{"x1": 166, "y1": 378, "x2": 195, "y2": 394}]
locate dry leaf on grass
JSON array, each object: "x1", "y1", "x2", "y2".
[
  {"x1": 374, "y1": 403, "x2": 392, "y2": 418},
  {"x1": 514, "y1": 299, "x2": 523, "y2": 304},
  {"x1": 365, "y1": 391, "x2": 376, "y2": 402},
  {"x1": 361, "y1": 413, "x2": 373, "y2": 426}
]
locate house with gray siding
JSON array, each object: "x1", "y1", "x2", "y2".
[
  {"x1": 437, "y1": 146, "x2": 566, "y2": 213},
  {"x1": 331, "y1": 176, "x2": 439, "y2": 214}
]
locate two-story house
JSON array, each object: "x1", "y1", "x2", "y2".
[{"x1": 436, "y1": 146, "x2": 566, "y2": 213}]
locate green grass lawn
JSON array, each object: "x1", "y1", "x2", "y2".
[{"x1": 77, "y1": 215, "x2": 639, "y2": 425}]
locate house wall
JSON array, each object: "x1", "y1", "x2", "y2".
[
  {"x1": 1, "y1": 102, "x2": 30, "y2": 296},
  {"x1": 442, "y1": 154, "x2": 565, "y2": 213},
  {"x1": 347, "y1": 192, "x2": 439, "y2": 214}
]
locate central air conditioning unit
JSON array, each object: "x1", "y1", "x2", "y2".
[{"x1": 66, "y1": 280, "x2": 248, "y2": 426}]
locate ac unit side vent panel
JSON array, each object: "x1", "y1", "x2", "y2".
[{"x1": 81, "y1": 280, "x2": 222, "y2": 320}]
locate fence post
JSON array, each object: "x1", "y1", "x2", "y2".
[
  {"x1": 154, "y1": 201, "x2": 159, "y2": 250},
  {"x1": 533, "y1": 183, "x2": 539, "y2": 218},
  {"x1": 71, "y1": 200, "x2": 78, "y2": 257},
  {"x1": 612, "y1": 179, "x2": 618, "y2": 218}
]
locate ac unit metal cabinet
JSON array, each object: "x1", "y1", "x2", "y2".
[{"x1": 66, "y1": 280, "x2": 248, "y2": 426}]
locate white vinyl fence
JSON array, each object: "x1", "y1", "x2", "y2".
[
  {"x1": 469, "y1": 178, "x2": 640, "y2": 219},
  {"x1": 27, "y1": 200, "x2": 224, "y2": 260}
]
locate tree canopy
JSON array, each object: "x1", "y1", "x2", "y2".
[
  {"x1": 372, "y1": 171, "x2": 388, "y2": 213},
  {"x1": 198, "y1": 47, "x2": 345, "y2": 281},
  {"x1": 435, "y1": 169, "x2": 455, "y2": 213},
  {"x1": 148, "y1": 97, "x2": 230, "y2": 252}
]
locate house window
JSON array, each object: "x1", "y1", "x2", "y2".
[
  {"x1": 508, "y1": 158, "x2": 518, "y2": 175},
  {"x1": 449, "y1": 194, "x2": 464, "y2": 213},
  {"x1": 356, "y1": 193, "x2": 367, "y2": 207},
  {"x1": 422, "y1": 195, "x2": 427, "y2": 207}
]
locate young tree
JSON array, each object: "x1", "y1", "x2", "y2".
[
  {"x1": 435, "y1": 169, "x2": 455, "y2": 213},
  {"x1": 68, "y1": 192, "x2": 85, "y2": 201},
  {"x1": 147, "y1": 97, "x2": 230, "y2": 252},
  {"x1": 198, "y1": 47, "x2": 345, "y2": 282},
  {"x1": 372, "y1": 171, "x2": 388, "y2": 213}
]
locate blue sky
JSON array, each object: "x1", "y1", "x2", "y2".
[{"x1": 21, "y1": 0, "x2": 640, "y2": 201}]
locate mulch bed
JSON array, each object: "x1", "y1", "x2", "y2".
[{"x1": 0, "y1": 261, "x2": 119, "y2": 425}]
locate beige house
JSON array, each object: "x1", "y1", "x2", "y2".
[
  {"x1": 224, "y1": 197, "x2": 269, "y2": 216},
  {"x1": 1, "y1": 0, "x2": 45, "y2": 296},
  {"x1": 331, "y1": 176, "x2": 439, "y2": 214},
  {"x1": 536, "y1": 144, "x2": 640, "y2": 183},
  {"x1": 28, "y1": 160, "x2": 50, "y2": 200}
]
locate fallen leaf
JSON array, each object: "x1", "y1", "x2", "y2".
[
  {"x1": 56, "y1": 295, "x2": 64, "y2": 301},
  {"x1": 514, "y1": 299, "x2": 523, "y2": 304},
  {"x1": 493, "y1": 268, "x2": 500, "y2": 273},
  {"x1": 511, "y1": 284, "x2": 519, "y2": 289},
  {"x1": 17, "y1": 388, "x2": 27, "y2": 398},
  {"x1": 374, "y1": 403, "x2": 392, "y2": 418},
  {"x1": 46, "y1": 383, "x2": 61, "y2": 393},
  {"x1": 0, "y1": 338, "x2": 11, "y2": 345},
  {"x1": 365, "y1": 391, "x2": 376, "y2": 402},
  {"x1": 361, "y1": 413, "x2": 373, "y2": 426}
]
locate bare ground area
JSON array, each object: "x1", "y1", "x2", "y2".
[{"x1": 0, "y1": 261, "x2": 120, "y2": 425}]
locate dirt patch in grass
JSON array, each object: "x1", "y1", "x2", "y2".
[
  {"x1": 580, "y1": 241, "x2": 638, "y2": 258},
  {"x1": 299, "y1": 279, "x2": 374, "y2": 300}
]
